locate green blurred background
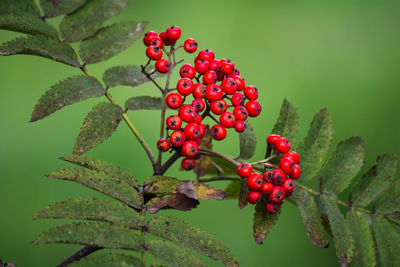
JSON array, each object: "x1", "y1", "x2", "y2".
[{"x1": 1, "y1": 0, "x2": 400, "y2": 266}]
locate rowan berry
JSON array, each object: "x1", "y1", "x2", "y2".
[
  {"x1": 198, "y1": 49, "x2": 215, "y2": 62},
  {"x1": 181, "y1": 158, "x2": 196, "y2": 170},
  {"x1": 166, "y1": 25, "x2": 181, "y2": 41},
  {"x1": 267, "y1": 134, "x2": 281, "y2": 145},
  {"x1": 177, "y1": 78, "x2": 194, "y2": 96},
  {"x1": 244, "y1": 86, "x2": 258, "y2": 100},
  {"x1": 221, "y1": 61, "x2": 235, "y2": 75},
  {"x1": 209, "y1": 59, "x2": 221, "y2": 71},
  {"x1": 246, "y1": 100, "x2": 262, "y2": 117},
  {"x1": 146, "y1": 45, "x2": 163, "y2": 60},
  {"x1": 203, "y1": 70, "x2": 217, "y2": 85},
  {"x1": 261, "y1": 182, "x2": 273, "y2": 195},
  {"x1": 180, "y1": 64, "x2": 196, "y2": 79},
  {"x1": 247, "y1": 172, "x2": 263, "y2": 191},
  {"x1": 183, "y1": 38, "x2": 198, "y2": 53},
  {"x1": 233, "y1": 106, "x2": 248, "y2": 121},
  {"x1": 166, "y1": 92, "x2": 182, "y2": 109},
  {"x1": 290, "y1": 164, "x2": 301, "y2": 179},
  {"x1": 194, "y1": 113, "x2": 202, "y2": 125},
  {"x1": 143, "y1": 30, "x2": 158, "y2": 46},
  {"x1": 178, "y1": 105, "x2": 196, "y2": 123},
  {"x1": 280, "y1": 157, "x2": 294, "y2": 175},
  {"x1": 155, "y1": 58, "x2": 170, "y2": 74},
  {"x1": 157, "y1": 139, "x2": 170, "y2": 152},
  {"x1": 210, "y1": 100, "x2": 227, "y2": 115},
  {"x1": 237, "y1": 163, "x2": 253, "y2": 178},
  {"x1": 160, "y1": 31, "x2": 174, "y2": 46},
  {"x1": 231, "y1": 92, "x2": 245, "y2": 107},
  {"x1": 170, "y1": 130, "x2": 185, "y2": 147},
  {"x1": 263, "y1": 171, "x2": 273, "y2": 183},
  {"x1": 275, "y1": 137, "x2": 291, "y2": 153},
  {"x1": 184, "y1": 123, "x2": 201, "y2": 140},
  {"x1": 283, "y1": 151, "x2": 300, "y2": 164},
  {"x1": 231, "y1": 76, "x2": 245, "y2": 91},
  {"x1": 219, "y1": 112, "x2": 236, "y2": 128},
  {"x1": 248, "y1": 191, "x2": 261, "y2": 204},
  {"x1": 182, "y1": 141, "x2": 199, "y2": 158},
  {"x1": 282, "y1": 178, "x2": 294, "y2": 195},
  {"x1": 198, "y1": 123, "x2": 206, "y2": 138},
  {"x1": 271, "y1": 168, "x2": 287, "y2": 186},
  {"x1": 195, "y1": 59, "x2": 210, "y2": 74},
  {"x1": 234, "y1": 120, "x2": 245, "y2": 133},
  {"x1": 221, "y1": 77, "x2": 237, "y2": 95},
  {"x1": 192, "y1": 98, "x2": 205, "y2": 113},
  {"x1": 192, "y1": 83, "x2": 206, "y2": 99},
  {"x1": 149, "y1": 36, "x2": 163, "y2": 48},
  {"x1": 166, "y1": 115, "x2": 182, "y2": 130},
  {"x1": 210, "y1": 124, "x2": 227, "y2": 140},
  {"x1": 269, "y1": 186, "x2": 286, "y2": 203},
  {"x1": 266, "y1": 202, "x2": 281, "y2": 214},
  {"x1": 205, "y1": 84, "x2": 223, "y2": 101}
]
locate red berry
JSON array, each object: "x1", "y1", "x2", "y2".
[
  {"x1": 247, "y1": 172, "x2": 263, "y2": 191},
  {"x1": 280, "y1": 157, "x2": 294, "y2": 175},
  {"x1": 166, "y1": 115, "x2": 182, "y2": 130},
  {"x1": 183, "y1": 38, "x2": 198, "y2": 53},
  {"x1": 178, "y1": 105, "x2": 197, "y2": 123},
  {"x1": 221, "y1": 61, "x2": 235, "y2": 75},
  {"x1": 184, "y1": 123, "x2": 201, "y2": 140},
  {"x1": 233, "y1": 106, "x2": 249, "y2": 121},
  {"x1": 210, "y1": 124, "x2": 227, "y2": 141},
  {"x1": 248, "y1": 191, "x2": 261, "y2": 204},
  {"x1": 261, "y1": 182, "x2": 273, "y2": 195},
  {"x1": 166, "y1": 92, "x2": 183, "y2": 109},
  {"x1": 237, "y1": 163, "x2": 253, "y2": 178},
  {"x1": 180, "y1": 64, "x2": 196, "y2": 79},
  {"x1": 267, "y1": 134, "x2": 281, "y2": 145},
  {"x1": 198, "y1": 49, "x2": 215, "y2": 62},
  {"x1": 203, "y1": 70, "x2": 217, "y2": 84},
  {"x1": 231, "y1": 75, "x2": 245, "y2": 91},
  {"x1": 246, "y1": 100, "x2": 262, "y2": 117},
  {"x1": 192, "y1": 83, "x2": 206, "y2": 99},
  {"x1": 166, "y1": 25, "x2": 181, "y2": 41},
  {"x1": 275, "y1": 137, "x2": 291, "y2": 153},
  {"x1": 195, "y1": 59, "x2": 210, "y2": 74},
  {"x1": 159, "y1": 31, "x2": 174, "y2": 46},
  {"x1": 271, "y1": 168, "x2": 287, "y2": 186},
  {"x1": 205, "y1": 84, "x2": 223, "y2": 101},
  {"x1": 221, "y1": 77, "x2": 237, "y2": 95},
  {"x1": 283, "y1": 151, "x2": 300, "y2": 164},
  {"x1": 146, "y1": 45, "x2": 163, "y2": 60},
  {"x1": 269, "y1": 186, "x2": 286, "y2": 203},
  {"x1": 209, "y1": 59, "x2": 221, "y2": 71},
  {"x1": 290, "y1": 164, "x2": 301, "y2": 179},
  {"x1": 155, "y1": 58, "x2": 170, "y2": 74},
  {"x1": 216, "y1": 69, "x2": 225, "y2": 81},
  {"x1": 231, "y1": 92, "x2": 245, "y2": 107},
  {"x1": 192, "y1": 98, "x2": 205, "y2": 113},
  {"x1": 143, "y1": 30, "x2": 158, "y2": 46},
  {"x1": 263, "y1": 171, "x2": 273, "y2": 183},
  {"x1": 149, "y1": 36, "x2": 163, "y2": 48},
  {"x1": 182, "y1": 140, "x2": 199, "y2": 158},
  {"x1": 219, "y1": 112, "x2": 236, "y2": 128},
  {"x1": 234, "y1": 120, "x2": 245, "y2": 132},
  {"x1": 170, "y1": 130, "x2": 185, "y2": 147},
  {"x1": 244, "y1": 86, "x2": 258, "y2": 100},
  {"x1": 210, "y1": 100, "x2": 227, "y2": 115},
  {"x1": 177, "y1": 78, "x2": 194, "y2": 96},
  {"x1": 194, "y1": 113, "x2": 202, "y2": 124},
  {"x1": 198, "y1": 123, "x2": 206, "y2": 138},
  {"x1": 282, "y1": 178, "x2": 294, "y2": 194},
  {"x1": 157, "y1": 139, "x2": 170, "y2": 152},
  {"x1": 232, "y1": 67, "x2": 240, "y2": 76},
  {"x1": 266, "y1": 202, "x2": 281, "y2": 214},
  {"x1": 181, "y1": 158, "x2": 196, "y2": 170}
]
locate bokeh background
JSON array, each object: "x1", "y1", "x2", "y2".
[{"x1": 1, "y1": 0, "x2": 400, "y2": 266}]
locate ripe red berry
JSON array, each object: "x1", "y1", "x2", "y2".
[
  {"x1": 231, "y1": 67, "x2": 240, "y2": 76},
  {"x1": 246, "y1": 100, "x2": 262, "y2": 117},
  {"x1": 261, "y1": 182, "x2": 273, "y2": 195},
  {"x1": 282, "y1": 178, "x2": 294, "y2": 194},
  {"x1": 155, "y1": 58, "x2": 170, "y2": 74},
  {"x1": 198, "y1": 123, "x2": 206, "y2": 138},
  {"x1": 232, "y1": 75, "x2": 245, "y2": 91},
  {"x1": 267, "y1": 134, "x2": 281, "y2": 145},
  {"x1": 166, "y1": 92, "x2": 183, "y2": 109},
  {"x1": 166, "y1": 25, "x2": 181, "y2": 41},
  {"x1": 280, "y1": 157, "x2": 294, "y2": 175},
  {"x1": 203, "y1": 70, "x2": 217, "y2": 84},
  {"x1": 192, "y1": 98, "x2": 205, "y2": 113},
  {"x1": 177, "y1": 78, "x2": 194, "y2": 96},
  {"x1": 283, "y1": 151, "x2": 300, "y2": 164},
  {"x1": 178, "y1": 105, "x2": 197, "y2": 123},
  {"x1": 234, "y1": 120, "x2": 245, "y2": 132},
  {"x1": 146, "y1": 45, "x2": 163, "y2": 60},
  {"x1": 290, "y1": 164, "x2": 301, "y2": 179},
  {"x1": 231, "y1": 92, "x2": 245, "y2": 107},
  {"x1": 159, "y1": 31, "x2": 174, "y2": 46},
  {"x1": 233, "y1": 106, "x2": 249, "y2": 121},
  {"x1": 210, "y1": 100, "x2": 227, "y2": 115},
  {"x1": 205, "y1": 84, "x2": 223, "y2": 101},
  {"x1": 149, "y1": 36, "x2": 163, "y2": 48},
  {"x1": 195, "y1": 59, "x2": 210, "y2": 74},
  {"x1": 209, "y1": 59, "x2": 221, "y2": 71},
  {"x1": 237, "y1": 163, "x2": 253, "y2": 178},
  {"x1": 266, "y1": 202, "x2": 281, "y2": 214},
  {"x1": 170, "y1": 130, "x2": 185, "y2": 147},
  {"x1": 184, "y1": 123, "x2": 201, "y2": 140},
  {"x1": 181, "y1": 158, "x2": 196, "y2": 170},
  {"x1": 244, "y1": 86, "x2": 258, "y2": 100},
  {"x1": 180, "y1": 64, "x2": 196, "y2": 79},
  {"x1": 194, "y1": 113, "x2": 202, "y2": 124},
  {"x1": 143, "y1": 30, "x2": 158, "y2": 46},
  {"x1": 182, "y1": 140, "x2": 199, "y2": 158},
  {"x1": 275, "y1": 137, "x2": 291, "y2": 153},
  {"x1": 269, "y1": 186, "x2": 286, "y2": 203},
  {"x1": 221, "y1": 61, "x2": 235, "y2": 75},
  {"x1": 263, "y1": 171, "x2": 273, "y2": 183},
  {"x1": 247, "y1": 172, "x2": 263, "y2": 191},
  {"x1": 210, "y1": 124, "x2": 227, "y2": 141},
  {"x1": 221, "y1": 77, "x2": 237, "y2": 95},
  {"x1": 157, "y1": 139, "x2": 170, "y2": 152},
  {"x1": 198, "y1": 49, "x2": 215, "y2": 62},
  {"x1": 271, "y1": 168, "x2": 287, "y2": 186},
  {"x1": 183, "y1": 38, "x2": 198, "y2": 53},
  {"x1": 166, "y1": 115, "x2": 182, "y2": 130},
  {"x1": 192, "y1": 83, "x2": 206, "y2": 99},
  {"x1": 248, "y1": 191, "x2": 261, "y2": 204},
  {"x1": 219, "y1": 112, "x2": 236, "y2": 128}
]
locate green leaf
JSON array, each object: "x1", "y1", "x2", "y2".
[
  {"x1": 30, "y1": 75, "x2": 104, "y2": 122},
  {"x1": 238, "y1": 122, "x2": 256, "y2": 160},
  {"x1": 59, "y1": 0, "x2": 129, "y2": 43},
  {"x1": 147, "y1": 240, "x2": 206, "y2": 267},
  {"x1": 34, "y1": 198, "x2": 140, "y2": 229},
  {"x1": 239, "y1": 178, "x2": 249, "y2": 209},
  {"x1": 147, "y1": 216, "x2": 238, "y2": 266},
  {"x1": 270, "y1": 98, "x2": 299, "y2": 142},
  {"x1": 206, "y1": 157, "x2": 237, "y2": 176},
  {"x1": 60, "y1": 154, "x2": 138, "y2": 188},
  {"x1": 40, "y1": 0, "x2": 87, "y2": 18},
  {"x1": 80, "y1": 21, "x2": 147, "y2": 64},
  {"x1": 253, "y1": 198, "x2": 280, "y2": 244},
  {"x1": 291, "y1": 187, "x2": 329, "y2": 248},
  {"x1": 194, "y1": 127, "x2": 212, "y2": 177},
  {"x1": 0, "y1": 0, "x2": 41, "y2": 16},
  {"x1": 73, "y1": 102, "x2": 123, "y2": 155},
  {"x1": 32, "y1": 221, "x2": 142, "y2": 251},
  {"x1": 0, "y1": 13, "x2": 58, "y2": 39},
  {"x1": 347, "y1": 209, "x2": 376, "y2": 267},
  {"x1": 321, "y1": 196, "x2": 354, "y2": 266},
  {"x1": 224, "y1": 180, "x2": 240, "y2": 199},
  {"x1": 223, "y1": 179, "x2": 249, "y2": 209},
  {"x1": 46, "y1": 168, "x2": 142, "y2": 209},
  {"x1": 0, "y1": 35, "x2": 80, "y2": 67},
  {"x1": 297, "y1": 108, "x2": 334, "y2": 183},
  {"x1": 125, "y1": 96, "x2": 162, "y2": 111},
  {"x1": 372, "y1": 216, "x2": 400, "y2": 266},
  {"x1": 68, "y1": 252, "x2": 144, "y2": 267},
  {"x1": 373, "y1": 178, "x2": 400, "y2": 214},
  {"x1": 351, "y1": 153, "x2": 398, "y2": 208},
  {"x1": 321, "y1": 137, "x2": 365, "y2": 195},
  {"x1": 102, "y1": 65, "x2": 159, "y2": 88}
]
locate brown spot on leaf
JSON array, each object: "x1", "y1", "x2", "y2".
[{"x1": 146, "y1": 193, "x2": 199, "y2": 214}]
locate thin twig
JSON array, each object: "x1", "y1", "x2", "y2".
[
  {"x1": 250, "y1": 154, "x2": 277, "y2": 165},
  {"x1": 157, "y1": 151, "x2": 182, "y2": 175},
  {"x1": 199, "y1": 176, "x2": 240, "y2": 183},
  {"x1": 141, "y1": 66, "x2": 163, "y2": 93},
  {"x1": 199, "y1": 149, "x2": 240, "y2": 166}
]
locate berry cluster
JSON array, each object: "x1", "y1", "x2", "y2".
[
  {"x1": 236, "y1": 134, "x2": 301, "y2": 214},
  {"x1": 144, "y1": 25, "x2": 261, "y2": 171}
]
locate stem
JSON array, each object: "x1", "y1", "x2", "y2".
[
  {"x1": 199, "y1": 176, "x2": 240, "y2": 183},
  {"x1": 199, "y1": 149, "x2": 240, "y2": 166},
  {"x1": 56, "y1": 246, "x2": 102, "y2": 267},
  {"x1": 250, "y1": 155, "x2": 277, "y2": 165},
  {"x1": 157, "y1": 151, "x2": 182, "y2": 175},
  {"x1": 141, "y1": 66, "x2": 164, "y2": 93}
]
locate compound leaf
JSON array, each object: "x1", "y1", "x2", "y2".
[
  {"x1": 40, "y1": 0, "x2": 87, "y2": 18},
  {"x1": 224, "y1": 180, "x2": 240, "y2": 199},
  {"x1": 30, "y1": 75, "x2": 104, "y2": 122},
  {"x1": 238, "y1": 122, "x2": 256, "y2": 160},
  {"x1": 372, "y1": 216, "x2": 400, "y2": 266},
  {"x1": 80, "y1": 21, "x2": 147, "y2": 64},
  {"x1": 270, "y1": 98, "x2": 299, "y2": 142},
  {"x1": 321, "y1": 137, "x2": 365, "y2": 195},
  {"x1": 147, "y1": 216, "x2": 238, "y2": 266},
  {"x1": 68, "y1": 252, "x2": 144, "y2": 267},
  {"x1": 145, "y1": 194, "x2": 199, "y2": 214},
  {"x1": 46, "y1": 168, "x2": 142, "y2": 209},
  {"x1": 102, "y1": 65, "x2": 159, "y2": 88},
  {"x1": 0, "y1": 35, "x2": 80, "y2": 67},
  {"x1": 74, "y1": 102, "x2": 123, "y2": 155},
  {"x1": 373, "y1": 177, "x2": 400, "y2": 214},
  {"x1": 0, "y1": 0, "x2": 41, "y2": 16},
  {"x1": 125, "y1": 96, "x2": 162, "y2": 111},
  {"x1": 253, "y1": 198, "x2": 280, "y2": 244}
]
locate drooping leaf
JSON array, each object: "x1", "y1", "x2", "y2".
[
  {"x1": 0, "y1": 0, "x2": 41, "y2": 16},
  {"x1": 144, "y1": 176, "x2": 183, "y2": 196},
  {"x1": 253, "y1": 198, "x2": 280, "y2": 244},
  {"x1": 238, "y1": 122, "x2": 256, "y2": 160},
  {"x1": 224, "y1": 180, "x2": 240, "y2": 199},
  {"x1": 73, "y1": 102, "x2": 123, "y2": 155},
  {"x1": 147, "y1": 240, "x2": 206, "y2": 267},
  {"x1": 59, "y1": 0, "x2": 129, "y2": 43},
  {"x1": 60, "y1": 154, "x2": 138, "y2": 188},
  {"x1": 291, "y1": 187, "x2": 329, "y2": 248},
  {"x1": 238, "y1": 178, "x2": 249, "y2": 209},
  {"x1": 80, "y1": 21, "x2": 147, "y2": 64},
  {"x1": 46, "y1": 168, "x2": 142, "y2": 209},
  {"x1": 102, "y1": 65, "x2": 159, "y2": 88},
  {"x1": 297, "y1": 108, "x2": 334, "y2": 183},
  {"x1": 321, "y1": 137, "x2": 365, "y2": 195},
  {"x1": 321, "y1": 196, "x2": 354, "y2": 266},
  {"x1": 147, "y1": 216, "x2": 238, "y2": 266},
  {"x1": 270, "y1": 98, "x2": 299, "y2": 142},
  {"x1": 145, "y1": 194, "x2": 199, "y2": 214},
  {"x1": 347, "y1": 209, "x2": 376, "y2": 267},
  {"x1": 373, "y1": 178, "x2": 400, "y2": 214},
  {"x1": 351, "y1": 153, "x2": 398, "y2": 208},
  {"x1": 372, "y1": 216, "x2": 400, "y2": 266},
  {"x1": 34, "y1": 198, "x2": 140, "y2": 229},
  {"x1": 0, "y1": 35, "x2": 80, "y2": 67},
  {"x1": 40, "y1": 0, "x2": 87, "y2": 18},
  {"x1": 206, "y1": 157, "x2": 237, "y2": 176},
  {"x1": 32, "y1": 222, "x2": 142, "y2": 251},
  {"x1": 68, "y1": 252, "x2": 144, "y2": 267},
  {"x1": 0, "y1": 14, "x2": 58, "y2": 39},
  {"x1": 125, "y1": 96, "x2": 162, "y2": 111},
  {"x1": 30, "y1": 75, "x2": 104, "y2": 122},
  {"x1": 194, "y1": 126, "x2": 212, "y2": 177}
]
